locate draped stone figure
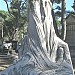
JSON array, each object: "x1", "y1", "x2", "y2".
[{"x1": 0, "y1": 0, "x2": 74, "y2": 75}]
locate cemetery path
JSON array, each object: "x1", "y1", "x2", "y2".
[{"x1": 0, "y1": 51, "x2": 18, "y2": 71}]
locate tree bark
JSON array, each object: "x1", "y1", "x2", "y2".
[
  {"x1": 0, "y1": 0, "x2": 73, "y2": 75},
  {"x1": 61, "y1": 0, "x2": 66, "y2": 41}
]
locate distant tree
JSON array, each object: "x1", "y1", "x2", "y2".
[
  {"x1": 61, "y1": 0, "x2": 66, "y2": 40},
  {"x1": 3, "y1": 0, "x2": 28, "y2": 41},
  {"x1": 53, "y1": 0, "x2": 66, "y2": 40},
  {"x1": 53, "y1": 0, "x2": 62, "y2": 38},
  {"x1": 0, "y1": 10, "x2": 8, "y2": 39}
]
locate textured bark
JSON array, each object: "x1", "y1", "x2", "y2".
[{"x1": 0, "y1": 0, "x2": 74, "y2": 75}]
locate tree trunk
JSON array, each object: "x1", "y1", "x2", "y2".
[
  {"x1": 61, "y1": 0, "x2": 66, "y2": 41},
  {"x1": 0, "y1": 0, "x2": 73, "y2": 75}
]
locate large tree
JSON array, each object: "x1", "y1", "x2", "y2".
[{"x1": 0, "y1": 0, "x2": 73, "y2": 74}]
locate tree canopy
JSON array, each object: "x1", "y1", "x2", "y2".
[{"x1": 0, "y1": 0, "x2": 28, "y2": 42}]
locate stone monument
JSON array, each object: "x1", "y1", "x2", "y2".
[{"x1": 0, "y1": 0, "x2": 74, "y2": 75}]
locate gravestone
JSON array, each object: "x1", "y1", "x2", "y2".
[{"x1": 0, "y1": 0, "x2": 74, "y2": 75}]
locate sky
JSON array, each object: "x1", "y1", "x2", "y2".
[
  {"x1": 0, "y1": 0, "x2": 74, "y2": 11},
  {"x1": 66, "y1": 0, "x2": 74, "y2": 11},
  {"x1": 0, "y1": 0, "x2": 8, "y2": 11}
]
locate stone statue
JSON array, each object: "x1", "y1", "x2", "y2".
[{"x1": 0, "y1": 0, "x2": 74, "y2": 75}]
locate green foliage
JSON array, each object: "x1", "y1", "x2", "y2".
[
  {"x1": 55, "y1": 11, "x2": 61, "y2": 17},
  {"x1": 0, "y1": 10, "x2": 9, "y2": 39},
  {"x1": 0, "y1": 10, "x2": 8, "y2": 19},
  {"x1": 1, "y1": 0, "x2": 28, "y2": 41},
  {"x1": 54, "y1": 0, "x2": 61, "y2": 4}
]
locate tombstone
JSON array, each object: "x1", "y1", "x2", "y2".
[
  {"x1": 12, "y1": 40, "x2": 18, "y2": 52},
  {"x1": 0, "y1": 40, "x2": 3, "y2": 53},
  {"x1": 0, "y1": 0, "x2": 74, "y2": 75}
]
